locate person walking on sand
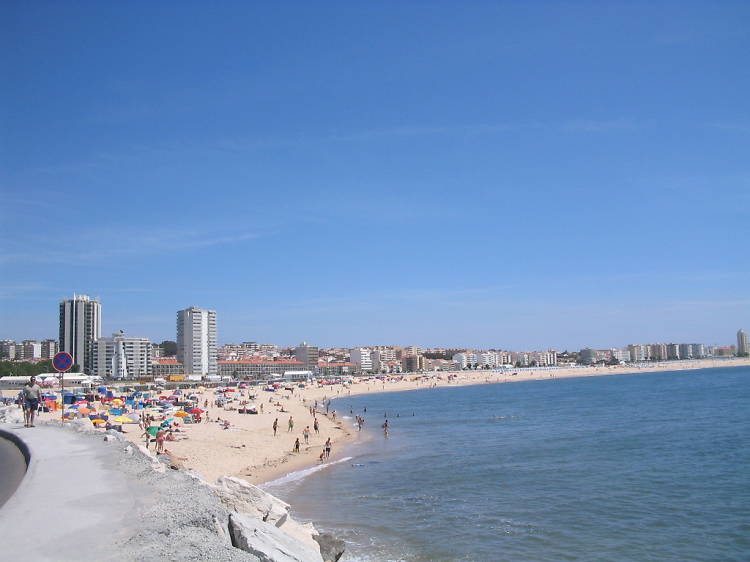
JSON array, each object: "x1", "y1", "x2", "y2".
[
  {"x1": 313, "y1": 418, "x2": 319, "y2": 434},
  {"x1": 324, "y1": 438, "x2": 332, "y2": 458},
  {"x1": 293, "y1": 437, "x2": 300, "y2": 453},
  {"x1": 273, "y1": 418, "x2": 278, "y2": 436},
  {"x1": 288, "y1": 416, "x2": 294, "y2": 432},
  {"x1": 22, "y1": 376, "x2": 42, "y2": 428},
  {"x1": 303, "y1": 426, "x2": 310, "y2": 444}
]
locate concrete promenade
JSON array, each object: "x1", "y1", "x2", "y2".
[{"x1": 0, "y1": 423, "x2": 137, "y2": 561}]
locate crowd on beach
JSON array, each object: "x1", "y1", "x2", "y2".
[{"x1": 5, "y1": 357, "x2": 750, "y2": 484}]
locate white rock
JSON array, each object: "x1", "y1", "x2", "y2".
[
  {"x1": 277, "y1": 518, "x2": 320, "y2": 552},
  {"x1": 229, "y1": 512, "x2": 324, "y2": 562},
  {"x1": 212, "y1": 476, "x2": 290, "y2": 527}
]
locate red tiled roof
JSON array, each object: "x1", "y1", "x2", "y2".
[{"x1": 218, "y1": 360, "x2": 303, "y2": 365}]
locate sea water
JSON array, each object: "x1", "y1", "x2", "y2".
[{"x1": 265, "y1": 367, "x2": 750, "y2": 561}]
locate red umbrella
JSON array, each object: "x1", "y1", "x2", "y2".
[{"x1": 189, "y1": 408, "x2": 204, "y2": 414}]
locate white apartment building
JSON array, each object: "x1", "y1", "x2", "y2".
[
  {"x1": 627, "y1": 344, "x2": 651, "y2": 362},
  {"x1": 452, "y1": 352, "x2": 478, "y2": 369},
  {"x1": 611, "y1": 348, "x2": 631, "y2": 363},
  {"x1": 177, "y1": 307, "x2": 217, "y2": 376},
  {"x1": 59, "y1": 294, "x2": 102, "y2": 373},
  {"x1": 649, "y1": 343, "x2": 668, "y2": 361},
  {"x1": 533, "y1": 351, "x2": 558, "y2": 366},
  {"x1": 92, "y1": 332, "x2": 151, "y2": 379},
  {"x1": 478, "y1": 352, "x2": 499, "y2": 368},
  {"x1": 350, "y1": 348, "x2": 373, "y2": 372}
]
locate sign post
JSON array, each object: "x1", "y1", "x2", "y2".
[{"x1": 53, "y1": 352, "x2": 73, "y2": 421}]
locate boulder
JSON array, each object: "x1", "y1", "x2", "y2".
[
  {"x1": 229, "y1": 513, "x2": 324, "y2": 562},
  {"x1": 277, "y1": 517, "x2": 321, "y2": 551},
  {"x1": 313, "y1": 533, "x2": 346, "y2": 562},
  {"x1": 213, "y1": 476, "x2": 290, "y2": 527}
]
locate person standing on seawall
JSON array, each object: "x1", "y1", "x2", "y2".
[{"x1": 22, "y1": 376, "x2": 42, "y2": 428}]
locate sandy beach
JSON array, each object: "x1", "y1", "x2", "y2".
[{"x1": 5, "y1": 357, "x2": 749, "y2": 486}]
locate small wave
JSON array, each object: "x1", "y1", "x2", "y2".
[{"x1": 262, "y1": 456, "x2": 353, "y2": 487}]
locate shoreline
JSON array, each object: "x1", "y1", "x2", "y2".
[{"x1": 3, "y1": 358, "x2": 748, "y2": 488}]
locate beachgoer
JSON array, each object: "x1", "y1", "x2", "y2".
[
  {"x1": 303, "y1": 426, "x2": 310, "y2": 444},
  {"x1": 313, "y1": 418, "x2": 319, "y2": 434},
  {"x1": 288, "y1": 416, "x2": 294, "y2": 432},
  {"x1": 156, "y1": 429, "x2": 166, "y2": 454},
  {"x1": 22, "y1": 376, "x2": 42, "y2": 428},
  {"x1": 324, "y1": 438, "x2": 332, "y2": 458},
  {"x1": 273, "y1": 418, "x2": 278, "y2": 436},
  {"x1": 293, "y1": 437, "x2": 300, "y2": 453}
]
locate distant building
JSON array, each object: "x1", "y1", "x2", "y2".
[
  {"x1": 649, "y1": 343, "x2": 668, "y2": 361},
  {"x1": 59, "y1": 294, "x2": 102, "y2": 373},
  {"x1": 611, "y1": 348, "x2": 631, "y2": 363},
  {"x1": 177, "y1": 307, "x2": 217, "y2": 376},
  {"x1": 218, "y1": 360, "x2": 304, "y2": 380},
  {"x1": 350, "y1": 348, "x2": 373, "y2": 372},
  {"x1": 578, "y1": 348, "x2": 597, "y2": 365},
  {"x1": 317, "y1": 362, "x2": 359, "y2": 377},
  {"x1": 294, "y1": 342, "x2": 320, "y2": 371},
  {"x1": 0, "y1": 339, "x2": 17, "y2": 359},
  {"x1": 40, "y1": 339, "x2": 58, "y2": 359},
  {"x1": 452, "y1": 352, "x2": 477, "y2": 369},
  {"x1": 738, "y1": 329, "x2": 749, "y2": 357},
  {"x1": 91, "y1": 332, "x2": 151, "y2": 379},
  {"x1": 666, "y1": 343, "x2": 680, "y2": 360},
  {"x1": 151, "y1": 357, "x2": 185, "y2": 378},
  {"x1": 627, "y1": 344, "x2": 651, "y2": 362}
]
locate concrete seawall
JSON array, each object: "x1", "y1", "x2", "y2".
[{"x1": 0, "y1": 429, "x2": 28, "y2": 508}]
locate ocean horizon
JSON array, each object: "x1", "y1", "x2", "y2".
[{"x1": 266, "y1": 366, "x2": 750, "y2": 561}]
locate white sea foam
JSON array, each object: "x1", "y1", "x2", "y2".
[{"x1": 262, "y1": 456, "x2": 354, "y2": 488}]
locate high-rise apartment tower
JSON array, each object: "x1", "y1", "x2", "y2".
[
  {"x1": 738, "y1": 329, "x2": 749, "y2": 357},
  {"x1": 59, "y1": 294, "x2": 101, "y2": 373},
  {"x1": 176, "y1": 307, "x2": 217, "y2": 376}
]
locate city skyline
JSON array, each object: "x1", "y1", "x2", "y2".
[
  {"x1": 0, "y1": 292, "x2": 744, "y2": 353},
  {"x1": 2, "y1": 3, "x2": 749, "y2": 348}
]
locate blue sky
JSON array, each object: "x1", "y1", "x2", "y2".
[{"x1": 1, "y1": 1, "x2": 748, "y2": 350}]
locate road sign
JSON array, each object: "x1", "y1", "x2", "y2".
[{"x1": 53, "y1": 352, "x2": 73, "y2": 372}]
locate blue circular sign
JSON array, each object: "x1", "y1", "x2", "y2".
[{"x1": 53, "y1": 352, "x2": 73, "y2": 372}]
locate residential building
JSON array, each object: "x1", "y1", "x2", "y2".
[
  {"x1": 40, "y1": 339, "x2": 58, "y2": 359},
  {"x1": 738, "y1": 330, "x2": 749, "y2": 357},
  {"x1": 350, "y1": 348, "x2": 373, "y2": 372},
  {"x1": 649, "y1": 343, "x2": 668, "y2": 361},
  {"x1": 690, "y1": 343, "x2": 706, "y2": 358},
  {"x1": 611, "y1": 348, "x2": 631, "y2": 363},
  {"x1": 21, "y1": 340, "x2": 42, "y2": 360},
  {"x1": 452, "y1": 352, "x2": 478, "y2": 369},
  {"x1": 91, "y1": 332, "x2": 151, "y2": 379},
  {"x1": 318, "y1": 362, "x2": 360, "y2": 377},
  {"x1": 627, "y1": 344, "x2": 651, "y2": 362},
  {"x1": 59, "y1": 294, "x2": 102, "y2": 373},
  {"x1": 294, "y1": 342, "x2": 320, "y2": 371},
  {"x1": 217, "y1": 360, "x2": 304, "y2": 380},
  {"x1": 533, "y1": 350, "x2": 558, "y2": 366},
  {"x1": 177, "y1": 307, "x2": 217, "y2": 376},
  {"x1": 0, "y1": 339, "x2": 17, "y2": 359},
  {"x1": 151, "y1": 357, "x2": 185, "y2": 378},
  {"x1": 667, "y1": 343, "x2": 680, "y2": 360}
]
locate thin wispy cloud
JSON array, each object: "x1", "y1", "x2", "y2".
[{"x1": 0, "y1": 227, "x2": 260, "y2": 265}]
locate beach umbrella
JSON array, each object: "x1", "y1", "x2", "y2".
[
  {"x1": 79, "y1": 407, "x2": 92, "y2": 415},
  {"x1": 91, "y1": 419, "x2": 106, "y2": 425},
  {"x1": 113, "y1": 415, "x2": 134, "y2": 423},
  {"x1": 189, "y1": 408, "x2": 203, "y2": 414},
  {"x1": 175, "y1": 411, "x2": 189, "y2": 417},
  {"x1": 147, "y1": 426, "x2": 159, "y2": 436}
]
